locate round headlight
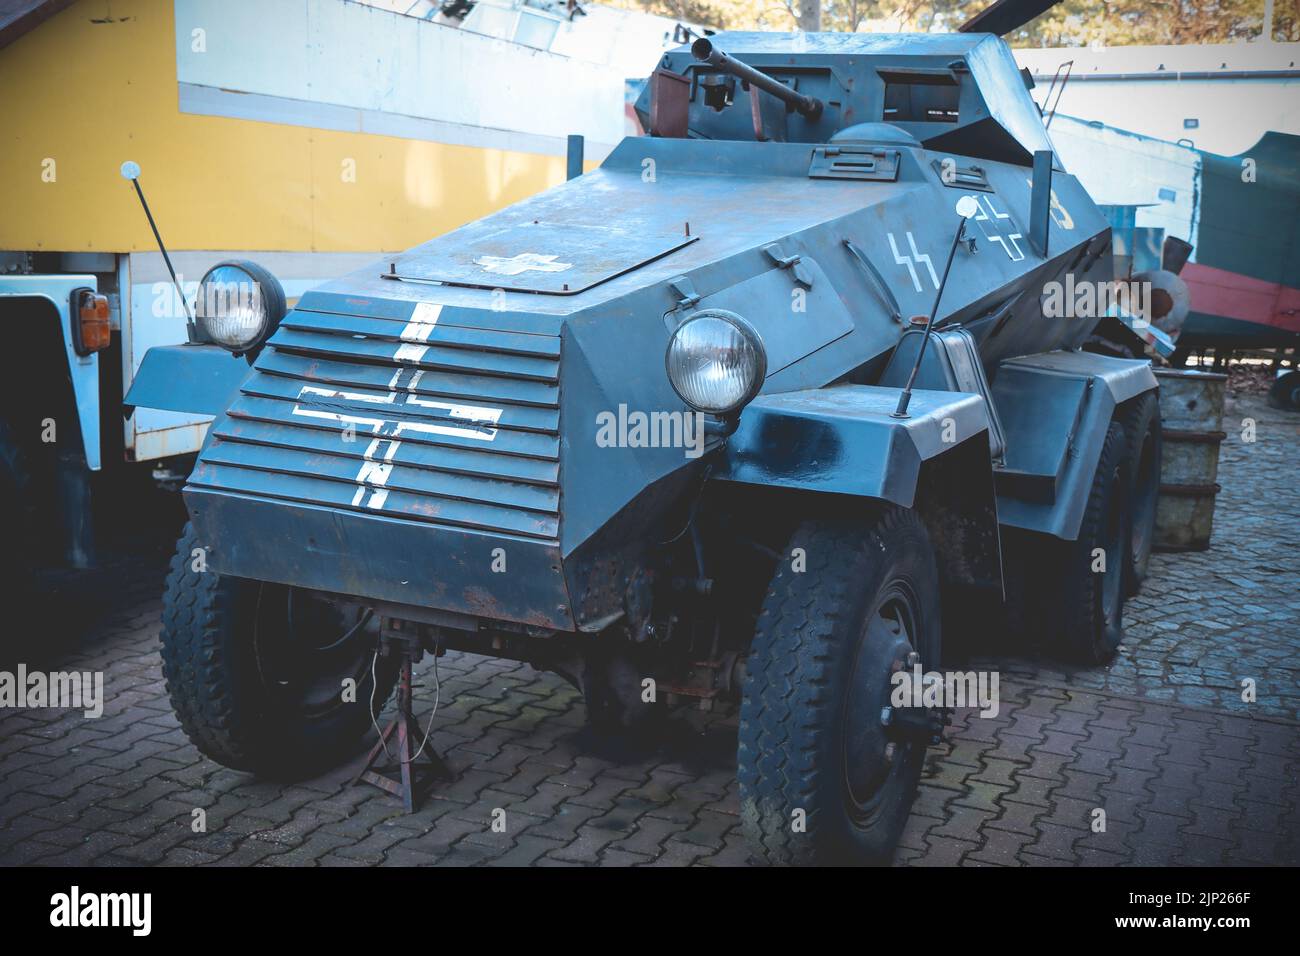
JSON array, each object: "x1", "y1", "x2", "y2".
[
  {"x1": 195, "y1": 260, "x2": 286, "y2": 353},
  {"x1": 665, "y1": 309, "x2": 767, "y2": 415}
]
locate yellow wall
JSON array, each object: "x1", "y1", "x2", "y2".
[{"x1": 0, "y1": 0, "x2": 570, "y2": 253}]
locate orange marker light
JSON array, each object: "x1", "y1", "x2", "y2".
[{"x1": 77, "y1": 291, "x2": 111, "y2": 354}]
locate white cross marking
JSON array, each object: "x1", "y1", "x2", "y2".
[
  {"x1": 974, "y1": 195, "x2": 1026, "y2": 262},
  {"x1": 351, "y1": 487, "x2": 390, "y2": 510},
  {"x1": 350, "y1": 460, "x2": 394, "y2": 509},
  {"x1": 290, "y1": 385, "x2": 502, "y2": 441},
  {"x1": 394, "y1": 303, "x2": 441, "y2": 364},
  {"x1": 474, "y1": 252, "x2": 573, "y2": 276},
  {"x1": 363, "y1": 438, "x2": 401, "y2": 462},
  {"x1": 388, "y1": 368, "x2": 425, "y2": 391}
]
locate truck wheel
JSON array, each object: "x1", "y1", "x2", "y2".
[
  {"x1": 1055, "y1": 422, "x2": 1130, "y2": 664},
  {"x1": 738, "y1": 508, "x2": 941, "y2": 865},
  {"x1": 160, "y1": 523, "x2": 398, "y2": 779},
  {"x1": 1118, "y1": 390, "x2": 1161, "y2": 595},
  {"x1": 1267, "y1": 370, "x2": 1300, "y2": 411}
]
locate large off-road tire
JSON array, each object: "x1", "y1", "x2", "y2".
[
  {"x1": 160, "y1": 523, "x2": 398, "y2": 779},
  {"x1": 1118, "y1": 390, "x2": 1162, "y2": 595},
  {"x1": 1268, "y1": 370, "x2": 1300, "y2": 411},
  {"x1": 738, "y1": 508, "x2": 941, "y2": 866},
  {"x1": 1050, "y1": 422, "x2": 1130, "y2": 664}
]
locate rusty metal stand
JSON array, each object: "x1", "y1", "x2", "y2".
[{"x1": 352, "y1": 637, "x2": 453, "y2": 812}]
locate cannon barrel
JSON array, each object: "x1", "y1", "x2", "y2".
[{"x1": 691, "y1": 37, "x2": 824, "y2": 121}]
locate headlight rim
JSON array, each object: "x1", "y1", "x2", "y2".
[
  {"x1": 194, "y1": 259, "x2": 287, "y2": 355},
  {"x1": 665, "y1": 308, "x2": 767, "y2": 416}
]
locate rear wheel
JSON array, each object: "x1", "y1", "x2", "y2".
[
  {"x1": 1268, "y1": 370, "x2": 1300, "y2": 411},
  {"x1": 1118, "y1": 390, "x2": 1161, "y2": 595},
  {"x1": 738, "y1": 508, "x2": 941, "y2": 865},
  {"x1": 160, "y1": 523, "x2": 398, "y2": 778},
  {"x1": 1048, "y1": 423, "x2": 1130, "y2": 664}
]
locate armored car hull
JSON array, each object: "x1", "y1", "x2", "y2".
[{"x1": 185, "y1": 122, "x2": 1116, "y2": 631}]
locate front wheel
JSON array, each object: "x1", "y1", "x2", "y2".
[
  {"x1": 159, "y1": 523, "x2": 398, "y2": 779},
  {"x1": 738, "y1": 508, "x2": 941, "y2": 866}
]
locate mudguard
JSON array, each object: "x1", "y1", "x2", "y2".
[
  {"x1": 124, "y1": 344, "x2": 252, "y2": 418},
  {"x1": 0, "y1": 275, "x2": 102, "y2": 470},
  {"x1": 993, "y1": 350, "x2": 1158, "y2": 540},
  {"x1": 713, "y1": 384, "x2": 991, "y2": 507}
]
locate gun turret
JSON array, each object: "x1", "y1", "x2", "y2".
[{"x1": 691, "y1": 37, "x2": 824, "y2": 121}]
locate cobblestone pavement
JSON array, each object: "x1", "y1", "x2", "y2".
[
  {"x1": 973, "y1": 393, "x2": 1300, "y2": 722},
  {"x1": 1, "y1": 396, "x2": 1296, "y2": 867}
]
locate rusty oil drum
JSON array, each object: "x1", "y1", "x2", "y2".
[{"x1": 1153, "y1": 368, "x2": 1227, "y2": 551}]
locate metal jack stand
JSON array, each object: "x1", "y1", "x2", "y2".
[{"x1": 353, "y1": 634, "x2": 453, "y2": 812}]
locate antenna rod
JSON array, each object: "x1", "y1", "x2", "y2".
[
  {"x1": 121, "y1": 161, "x2": 194, "y2": 334},
  {"x1": 892, "y1": 213, "x2": 971, "y2": 419}
]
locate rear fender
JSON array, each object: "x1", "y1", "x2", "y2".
[{"x1": 993, "y1": 350, "x2": 1158, "y2": 540}]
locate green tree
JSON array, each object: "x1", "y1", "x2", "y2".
[
  {"x1": 1009, "y1": 0, "x2": 1266, "y2": 47},
  {"x1": 604, "y1": 0, "x2": 1277, "y2": 44}
]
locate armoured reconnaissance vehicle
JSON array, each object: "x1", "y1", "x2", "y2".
[{"x1": 128, "y1": 5, "x2": 1163, "y2": 865}]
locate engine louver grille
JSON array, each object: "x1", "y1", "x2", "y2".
[{"x1": 189, "y1": 302, "x2": 562, "y2": 542}]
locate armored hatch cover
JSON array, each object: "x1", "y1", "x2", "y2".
[{"x1": 390, "y1": 221, "x2": 699, "y2": 296}]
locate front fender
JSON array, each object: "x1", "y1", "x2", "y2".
[
  {"x1": 124, "y1": 344, "x2": 251, "y2": 418},
  {"x1": 713, "y1": 384, "x2": 991, "y2": 508},
  {"x1": 0, "y1": 275, "x2": 102, "y2": 470}
]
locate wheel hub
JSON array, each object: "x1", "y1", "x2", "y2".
[
  {"x1": 252, "y1": 586, "x2": 378, "y2": 716},
  {"x1": 842, "y1": 592, "x2": 923, "y2": 812}
]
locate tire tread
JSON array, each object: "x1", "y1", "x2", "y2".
[{"x1": 738, "y1": 507, "x2": 934, "y2": 865}]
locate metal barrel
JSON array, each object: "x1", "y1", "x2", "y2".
[
  {"x1": 1152, "y1": 368, "x2": 1227, "y2": 552},
  {"x1": 690, "y1": 37, "x2": 824, "y2": 121}
]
